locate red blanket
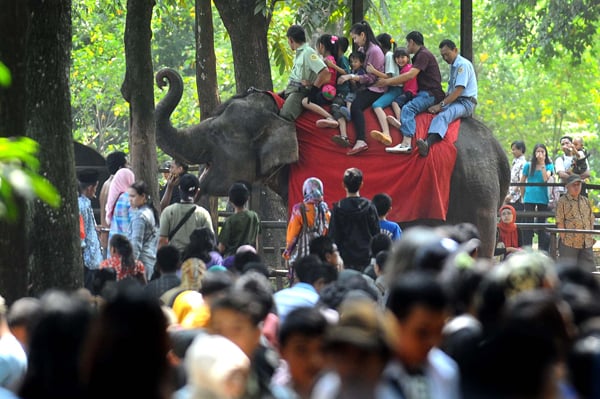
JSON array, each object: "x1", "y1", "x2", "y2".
[{"x1": 288, "y1": 107, "x2": 460, "y2": 223}]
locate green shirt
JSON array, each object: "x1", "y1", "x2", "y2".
[
  {"x1": 218, "y1": 210, "x2": 261, "y2": 257},
  {"x1": 288, "y1": 43, "x2": 327, "y2": 85}
]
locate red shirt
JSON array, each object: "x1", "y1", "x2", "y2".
[{"x1": 100, "y1": 255, "x2": 145, "y2": 281}]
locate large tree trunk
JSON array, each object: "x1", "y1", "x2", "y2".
[
  {"x1": 0, "y1": 1, "x2": 31, "y2": 302},
  {"x1": 26, "y1": 0, "x2": 82, "y2": 294},
  {"x1": 213, "y1": 0, "x2": 272, "y2": 93},
  {"x1": 195, "y1": 1, "x2": 220, "y2": 119},
  {"x1": 121, "y1": 0, "x2": 158, "y2": 209}
]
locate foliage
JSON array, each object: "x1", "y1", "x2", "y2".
[
  {"x1": 484, "y1": 0, "x2": 600, "y2": 64},
  {"x1": 0, "y1": 137, "x2": 61, "y2": 221}
]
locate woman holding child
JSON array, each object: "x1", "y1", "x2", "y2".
[{"x1": 337, "y1": 20, "x2": 386, "y2": 156}]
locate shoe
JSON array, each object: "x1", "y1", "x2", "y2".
[
  {"x1": 416, "y1": 139, "x2": 429, "y2": 157},
  {"x1": 339, "y1": 106, "x2": 351, "y2": 121},
  {"x1": 316, "y1": 118, "x2": 339, "y2": 128},
  {"x1": 385, "y1": 143, "x2": 412, "y2": 154},
  {"x1": 370, "y1": 130, "x2": 393, "y2": 146},
  {"x1": 347, "y1": 143, "x2": 368, "y2": 155},
  {"x1": 386, "y1": 115, "x2": 401, "y2": 129},
  {"x1": 331, "y1": 135, "x2": 351, "y2": 148}
]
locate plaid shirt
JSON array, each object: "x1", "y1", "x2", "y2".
[
  {"x1": 108, "y1": 192, "x2": 132, "y2": 240},
  {"x1": 555, "y1": 193, "x2": 595, "y2": 248}
]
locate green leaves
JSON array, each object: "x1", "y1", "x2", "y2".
[
  {"x1": 0, "y1": 137, "x2": 61, "y2": 222},
  {"x1": 0, "y1": 62, "x2": 11, "y2": 87}
]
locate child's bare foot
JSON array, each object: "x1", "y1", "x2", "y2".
[
  {"x1": 316, "y1": 117, "x2": 339, "y2": 128},
  {"x1": 386, "y1": 115, "x2": 401, "y2": 129}
]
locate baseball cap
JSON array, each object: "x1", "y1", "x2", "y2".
[
  {"x1": 179, "y1": 173, "x2": 200, "y2": 199},
  {"x1": 566, "y1": 174, "x2": 583, "y2": 187}
]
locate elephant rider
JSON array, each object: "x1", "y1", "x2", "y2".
[
  {"x1": 375, "y1": 31, "x2": 445, "y2": 155},
  {"x1": 279, "y1": 24, "x2": 332, "y2": 122},
  {"x1": 417, "y1": 39, "x2": 478, "y2": 157}
]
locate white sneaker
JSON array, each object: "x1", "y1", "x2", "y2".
[{"x1": 386, "y1": 144, "x2": 412, "y2": 154}]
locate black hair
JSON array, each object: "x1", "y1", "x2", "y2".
[
  {"x1": 350, "y1": 20, "x2": 379, "y2": 51},
  {"x1": 385, "y1": 271, "x2": 448, "y2": 320},
  {"x1": 278, "y1": 306, "x2": 328, "y2": 347},
  {"x1": 370, "y1": 233, "x2": 392, "y2": 257},
  {"x1": 510, "y1": 140, "x2": 526, "y2": 153},
  {"x1": 241, "y1": 261, "x2": 270, "y2": 278},
  {"x1": 228, "y1": 182, "x2": 250, "y2": 207},
  {"x1": 233, "y1": 250, "x2": 262, "y2": 274},
  {"x1": 155, "y1": 245, "x2": 180, "y2": 273},
  {"x1": 181, "y1": 227, "x2": 216, "y2": 263},
  {"x1": 406, "y1": 31, "x2": 424, "y2": 46},
  {"x1": 317, "y1": 34, "x2": 339, "y2": 57},
  {"x1": 309, "y1": 235, "x2": 336, "y2": 262},
  {"x1": 372, "y1": 193, "x2": 392, "y2": 217},
  {"x1": 295, "y1": 254, "x2": 338, "y2": 285},
  {"x1": 234, "y1": 271, "x2": 274, "y2": 321},
  {"x1": 109, "y1": 234, "x2": 136, "y2": 272},
  {"x1": 393, "y1": 47, "x2": 410, "y2": 59},
  {"x1": 343, "y1": 167, "x2": 363, "y2": 193},
  {"x1": 439, "y1": 39, "x2": 457, "y2": 50},
  {"x1": 568, "y1": 329, "x2": 600, "y2": 398},
  {"x1": 199, "y1": 270, "x2": 234, "y2": 297},
  {"x1": 528, "y1": 143, "x2": 552, "y2": 176},
  {"x1": 211, "y1": 287, "x2": 269, "y2": 326},
  {"x1": 349, "y1": 51, "x2": 366, "y2": 64},
  {"x1": 559, "y1": 135, "x2": 573, "y2": 144},
  {"x1": 106, "y1": 151, "x2": 127, "y2": 175},
  {"x1": 286, "y1": 24, "x2": 306, "y2": 43},
  {"x1": 337, "y1": 36, "x2": 349, "y2": 53},
  {"x1": 375, "y1": 250, "x2": 389, "y2": 273},
  {"x1": 129, "y1": 181, "x2": 159, "y2": 227},
  {"x1": 376, "y1": 33, "x2": 396, "y2": 52},
  {"x1": 172, "y1": 159, "x2": 189, "y2": 173},
  {"x1": 90, "y1": 268, "x2": 117, "y2": 297}
]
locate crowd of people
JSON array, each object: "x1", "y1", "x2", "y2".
[{"x1": 1, "y1": 20, "x2": 597, "y2": 399}]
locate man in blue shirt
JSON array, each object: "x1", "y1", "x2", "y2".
[
  {"x1": 77, "y1": 169, "x2": 103, "y2": 290},
  {"x1": 417, "y1": 39, "x2": 478, "y2": 157},
  {"x1": 273, "y1": 255, "x2": 337, "y2": 324}
]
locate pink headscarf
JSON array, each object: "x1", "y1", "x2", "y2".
[{"x1": 105, "y1": 168, "x2": 135, "y2": 224}]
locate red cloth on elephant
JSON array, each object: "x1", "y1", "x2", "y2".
[{"x1": 288, "y1": 108, "x2": 460, "y2": 223}]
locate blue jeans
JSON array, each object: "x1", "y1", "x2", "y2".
[
  {"x1": 429, "y1": 98, "x2": 475, "y2": 138},
  {"x1": 400, "y1": 91, "x2": 435, "y2": 137}
]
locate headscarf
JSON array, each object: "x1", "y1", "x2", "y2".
[
  {"x1": 302, "y1": 177, "x2": 329, "y2": 235},
  {"x1": 497, "y1": 204, "x2": 519, "y2": 249},
  {"x1": 105, "y1": 168, "x2": 135, "y2": 224}
]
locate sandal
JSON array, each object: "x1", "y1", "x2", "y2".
[
  {"x1": 370, "y1": 130, "x2": 393, "y2": 146},
  {"x1": 331, "y1": 135, "x2": 351, "y2": 148}
]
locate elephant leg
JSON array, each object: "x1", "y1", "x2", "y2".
[{"x1": 477, "y1": 206, "x2": 497, "y2": 258}]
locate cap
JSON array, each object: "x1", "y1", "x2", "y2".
[
  {"x1": 77, "y1": 168, "x2": 99, "y2": 185},
  {"x1": 565, "y1": 174, "x2": 583, "y2": 187},
  {"x1": 179, "y1": 173, "x2": 200, "y2": 199}
]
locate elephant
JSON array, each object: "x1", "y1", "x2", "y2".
[{"x1": 155, "y1": 68, "x2": 510, "y2": 258}]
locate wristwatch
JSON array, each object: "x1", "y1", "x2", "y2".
[{"x1": 440, "y1": 100, "x2": 446, "y2": 107}]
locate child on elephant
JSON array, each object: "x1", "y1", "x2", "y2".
[{"x1": 369, "y1": 46, "x2": 418, "y2": 146}]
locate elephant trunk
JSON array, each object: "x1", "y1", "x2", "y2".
[{"x1": 155, "y1": 68, "x2": 211, "y2": 165}]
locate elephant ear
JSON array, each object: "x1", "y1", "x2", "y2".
[{"x1": 255, "y1": 116, "x2": 299, "y2": 176}]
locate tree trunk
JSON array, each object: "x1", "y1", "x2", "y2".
[
  {"x1": 0, "y1": 0, "x2": 31, "y2": 303},
  {"x1": 213, "y1": 0, "x2": 273, "y2": 93},
  {"x1": 121, "y1": 0, "x2": 159, "y2": 210},
  {"x1": 195, "y1": 0, "x2": 220, "y2": 119},
  {"x1": 26, "y1": 0, "x2": 82, "y2": 294}
]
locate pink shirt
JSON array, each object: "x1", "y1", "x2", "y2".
[{"x1": 401, "y1": 64, "x2": 418, "y2": 96}]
